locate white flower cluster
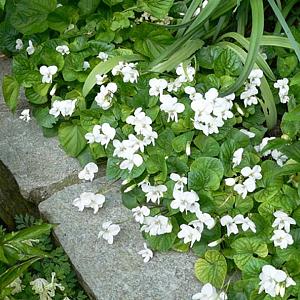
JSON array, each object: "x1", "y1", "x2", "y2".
[
  {"x1": 167, "y1": 63, "x2": 195, "y2": 92},
  {"x1": 73, "y1": 192, "x2": 105, "y2": 214},
  {"x1": 98, "y1": 221, "x2": 121, "y2": 244},
  {"x1": 259, "y1": 265, "x2": 295, "y2": 298},
  {"x1": 78, "y1": 162, "x2": 98, "y2": 181},
  {"x1": 220, "y1": 214, "x2": 256, "y2": 236},
  {"x1": 270, "y1": 211, "x2": 296, "y2": 249},
  {"x1": 40, "y1": 65, "x2": 58, "y2": 84},
  {"x1": 95, "y1": 82, "x2": 117, "y2": 110},
  {"x1": 49, "y1": 99, "x2": 77, "y2": 118},
  {"x1": 8, "y1": 277, "x2": 23, "y2": 295},
  {"x1": 135, "y1": 11, "x2": 173, "y2": 25},
  {"x1": 30, "y1": 272, "x2": 65, "y2": 300},
  {"x1": 149, "y1": 78, "x2": 185, "y2": 122},
  {"x1": 274, "y1": 78, "x2": 290, "y2": 103},
  {"x1": 141, "y1": 215, "x2": 173, "y2": 236},
  {"x1": 85, "y1": 123, "x2": 116, "y2": 148},
  {"x1": 169, "y1": 173, "x2": 215, "y2": 247},
  {"x1": 187, "y1": 87, "x2": 235, "y2": 136},
  {"x1": 15, "y1": 39, "x2": 35, "y2": 55},
  {"x1": 241, "y1": 69, "x2": 263, "y2": 107},
  {"x1": 225, "y1": 165, "x2": 262, "y2": 199},
  {"x1": 112, "y1": 61, "x2": 139, "y2": 83},
  {"x1": 255, "y1": 137, "x2": 288, "y2": 167},
  {"x1": 192, "y1": 283, "x2": 227, "y2": 300},
  {"x1": 112, "y1": 107, "x2": 158, "y2": 172}
]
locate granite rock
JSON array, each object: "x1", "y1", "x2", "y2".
[
  {"x1": 0, "y1": 58, "x2": 81, "y2": 202},
  {"x1": 39, "y1": 178, "x2": 201, "y2": 300}
]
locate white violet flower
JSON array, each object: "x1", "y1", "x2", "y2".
[
  {"x1": 132, "y1": 206, "x2": 150, "y2": 224},
  {"x1": 258, "y1": 265, "x2": 296, "y2": 298},
  {"x1": 19, "y1": 109, "x2": 31, "y2": 122},
  {"x1": 138, "y1": 243, "x2": 153, "y2": 263},
  {"x1": 271, "y1": 229, "x2": 294, "y2": 249},
  {"x1": 141, "y1": 215, "x2": 172, "y2": 236},
  {"x1": 232, "y1": 148, "x2": 244, "y2": 168},
  {"x1": 26, "y1": 40, "x2": 35, "y2": 55},
  {"x1": 272, "y1": 211, "x2": 296, "y2": 233},
  {"x1": 142, "y1": 184, "x2": 167, "y2": 204},
  {"x1": 40, "y1": 65, "x2": 58, "y2": 84},
  {"x1": 97, "y1": 51, "x2": 108, "y2": 61},
  {"x1": 78, "y1": 162, "x2": 98, "y2": 181},
  {"x1": 16, "y1": 39, "x2": 23, "y2": 50},
  {"x1": 56, "y1": 45, "x2": 70, "y2": 55},
  {"x1": 98, "y1": 221, "x2": 120, "y2": 244},
  {"x1": 73, "y1": 192, "x2": 105, "y2": 214},
  {"x1": 192, "y1": 283, "x2": 228, "y2": 300}
]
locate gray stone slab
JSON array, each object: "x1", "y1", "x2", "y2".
[
  {"x1": 0, "y1": 58, "x2": 81, "y2": 202},
  {"x1": 39, "y1": 178, "x2": 201, "y2": 300}
]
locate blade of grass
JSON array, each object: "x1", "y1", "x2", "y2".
[
  {"x1": 150, "y1": 39, "x2": 204, "y2": 73},
  {"x1": 274, "y1": 0, "x2": 298, "y2": 33},
  {"x1": 260, "y1": 35, "x2": 300, "y2": 49},
  {"x1": 185, "y1": 0, "x2": 222, "y2": 35},
  {"x1": 218, "y1": 41, "x2": 277, "y2": 129},
  {"x1": 150, "y1": 0, "x2": 221, "y2": 67},
  {"x1": 176, "y1": 0, "x2": 202, "y2": 37},
  {"x1": 220, "y1": 0, "x2": 264, "y2": 97},
  {"x1": 219, "y1": 32, "x2": 276, "y2": 80},
  {"x1": 268, "y1": 0, "x2": 300, "y2": 62},
  {"x1": 82, "y1": 54, "x2": 144, "y2": 97}
]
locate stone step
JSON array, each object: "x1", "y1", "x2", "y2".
[
  {"x1": 0, "y1": 58, "x2": 81, "y2": 203},
  {"x1": 39, "y1": 178, "x2": 201, "y2": 300}
]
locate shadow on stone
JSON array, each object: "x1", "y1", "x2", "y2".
[{"x1": 0, "y1": 160, "x2": 37, "y2": 229}]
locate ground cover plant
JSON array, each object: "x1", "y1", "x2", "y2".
[
  {"x1": 2, "y1": 0, "x2": 300, "y2": 298},
  {"x1": 0, "y1": 215, "x2": 88, "y2": 299}
]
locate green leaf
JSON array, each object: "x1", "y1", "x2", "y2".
[
  {"x1": 137, "y1": 0, "x2": 174, "y2": 19},
  {"x1": 268, "y1": 0, "x2": 300, "y2": 62},
  {"x1": 25, "y1": 88, "x2": 48, "y2": 105},
  {"x1": 10, "y1": 0, "x2": 57, "y2": 34},
  {"x1": 193, "y1": 134, "x2": 220, "y2": 157},
  {"x1": 0, "y1": 21, "x2": 19, "y2": 54},
  {"x1": 231, "y1": 238, "x2": 268, "y2": 270},
  {"x1": 62, "y1": 53, "x2": 84, "y2": 82},
  {"x1": 122, "y1": 188, "x2": 144, "y2": 209},
  {"x1": 172, "y1": 131, "x2": 194, "y2": 153},
  {"x1": 33, "y1": 107, "x2": 57, "y2": 128},
  {"x1": 220, "y1": 0, "x2": 264, "y2": 96},
  {"x1": 78, "y1": 0, "x2": 100, "y2": 15},
  {"x1": 0, "y1": 257, "x2": 42, "y2": 289},
  {"x1": 189, "y1": 157, "x2": 224, "y2": 191},
  {"x1": 214, "y1": 48, "x2": 243, "y2": 77},
  {"x1": 4, "y1": 224, "x2": 53, "y2": 242},
  {"x1": 191, "y1": 157, "x2": 224, "y2": 180},
  {"x1": 48, "y1": 5, "x2": 79, "y2": 32},
  {"x1": 103, "y1": 0, "x2": 123, "y2": 6},
  {"x1": 194, "y1": 250, "x2": 227, "y2": 288},
  {"x1": 145, "y1": 217, "x2": 178, "y2": 251},
  {"x1": 131, "y1": 24, "x2": 174, "y2": 59},
  {"x1": 111, "y1": 10, "x2": 135, "y2": 31},
  {"x1": 2, "y1": 76, "x2": 20, "y2": 112},
  {"x1": 0, "y1": 0, "x2": 5, "y2": 10},
  {"x1": 58, "y1": 122, "x2": 87, "y2": 157},
  {"x1": 277, "y1": 55, "x2": 298, "y2": 78}
]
